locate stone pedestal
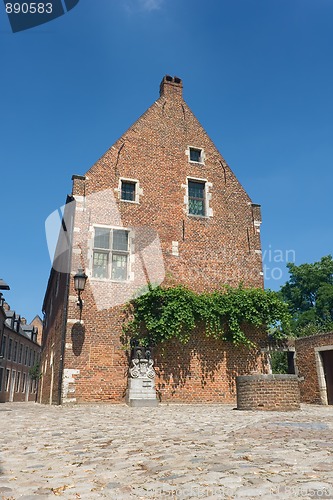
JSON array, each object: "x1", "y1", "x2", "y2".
[
  {"x1": 126, "y1": 377, "x2": 158, "y2": 407},
  {"x1": 125, "y1": 354, "x2": 158, "y2": 407}
]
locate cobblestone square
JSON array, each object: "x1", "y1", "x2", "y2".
[{"x1": 1, "y1": 403, "x2": 333, "y2": 499}]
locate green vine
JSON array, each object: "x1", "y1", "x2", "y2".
[{"x1": 123, "y1": 285, "x2": 291, "y2": 347}]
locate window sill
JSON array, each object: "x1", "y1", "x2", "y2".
[
  {"x1": 89, "y1": 277, "x2": 131, "y2": 284},
  {"x1": 187, "y1": 214, "x2": 210, "y2": 220},
  {"x1": 120, "y1": 199, "x2": 139, "y2": 204},
  {"x1": 189, "y1": 160, "x2": 205, "y2": 166}
]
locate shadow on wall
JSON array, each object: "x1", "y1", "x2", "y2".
[
  {"x1": 153, "y1": 327, "x2": 266, "y2": 400},
  {"x1": 71, "y1": 322, "x2": 85, "y2": 356}
]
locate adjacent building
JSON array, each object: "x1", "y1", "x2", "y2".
[
  {"x1": 295, "y1": 332, "x2": 333, "y2": 405},
  {"x1": 40, "y1": 75, "x2": 268, "y2": 405},
  {"x1": 0, "y1": 286, "x2": 42, "y2": 403}
]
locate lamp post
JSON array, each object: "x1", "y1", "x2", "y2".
[{"x1": 74, "y1": 269, "x2": 87, "y2": 318}]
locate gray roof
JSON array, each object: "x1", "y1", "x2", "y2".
[{"x1": 0, "y1": 279, "x2": 10, "y2": 290}]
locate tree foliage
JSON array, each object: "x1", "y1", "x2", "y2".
[
  {"x1": 123, "y1": 285, "x2": 291, "y2": 347},
  {"x1": 280, "y1": 255, "x2": 333, "y2": 336},
  {"x1": 29, "y1": 362, "x2": 41, "y2": 380}
]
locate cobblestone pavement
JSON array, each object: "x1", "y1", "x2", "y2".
[{"x1": 1, "y1": 403, "x2": 333, "y2": 499}]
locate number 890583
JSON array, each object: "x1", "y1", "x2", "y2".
[{"x1": 6, "y1": 3, "x2": 53, "y2": 14}]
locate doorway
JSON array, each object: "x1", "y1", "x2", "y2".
[{"x1": 320, "y1": 350, "x2": 333, "y2": 405}]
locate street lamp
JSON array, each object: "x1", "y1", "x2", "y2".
[{"x1": 74, "y1": 269, "x2": 87, "y2": 313}]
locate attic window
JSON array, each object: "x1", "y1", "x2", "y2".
[
  {"x1": 189, "y1": 147, "x2": 203, "y2": 164},
  {"x1": 121, "y1": 181, "x2": 136, "y2": 202}
]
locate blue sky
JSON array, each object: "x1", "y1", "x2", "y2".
[{"x1": 1, "y1": 0, "x2": 332, "y2": 321}]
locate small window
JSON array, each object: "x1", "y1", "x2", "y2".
[
  {"x1": 15, "y1": 372, "x2": 21, "y2": 392},
  {"x1": 121, "y1": 181, "x2": 136, "y2": 202},
  {"x1": 189, "y1": 147, "x2": 203, "y2": 163},
  {"x1": 93, "y1": 227, "x2": 130, "y2": 281},
  {"x1": 188, "y1": 180, "x2": 205, "y2": 216},
  {"x1": 7, "y1": 338, "x2": 12, "y2": 360},
  {"x1": 0, "y1": 335, "x2": 6, "y2": 358},
  {"x1": 18, "y1": 344, "x2": 23, "y2": 364},
  {"x1": 13, "y1": 341, "x2": 18, "y2": 362},
  {"x1": 5, "y1": 369, "x2": 10, "y2": 392},
  {"x1": 0, "y1": 367, "x2": 3, "y2": 392}
]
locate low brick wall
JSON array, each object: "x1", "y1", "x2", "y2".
[{"x1": 236, "y1": 374, "x2": 300, "y2": 411}]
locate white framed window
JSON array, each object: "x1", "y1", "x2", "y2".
[
  {"x1": 13, "y1": 341, "x2": 18, "y2": 362},
  {"x1": 183, "y1": 177, "x2": 213, "y2": 218},
  {"x1": 18, "y1": 343, "x2": 23, "y2": 364},
  {"x1": 0, "y1": 335, "x2": 6, "y2": 358},
  {"x1": 0, "y1": 367, "x2": 3, "y2": 392},
  {"x1": 15, "y1": 372, "x2": 21, "y2": 392},
  {"x1": 7, "y1": 338, "x2": 12, "y2": 360},
  {"x1": 5, "y1": 369, "x2": 10, "y2": 392},
  {"x1": 92, "y1": 227, "x2": 130, "y2": 281},
  {"x1": 188, "y1": 180, "x2": 206, "y2": 216},
  {"x1": 116, "y1": 178, "x2": 142, "y2": 204},
  {"x1": 186, "y1": 146, "x2": 205, "y2": 164},
  {"x1": 121, "y1": 180, "x2": 136, "y2": 201}
]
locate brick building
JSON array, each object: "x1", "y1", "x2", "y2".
[
  {"x1": 0, "y1": 286, "x2": 41, "y2": 403},
  {"x1": 295, "y1": 332, "x2": 333, "y2": 405},
  {"x1": 40, "y1": 75, "x2": 268, "y2": 405}
]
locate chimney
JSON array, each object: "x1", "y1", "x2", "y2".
[
  {"x1": 21, "y1": 317, "x2": 27, "y2": 325},
  {"x1": 3, "y1": 302, "x2": 10, "y2": 311},
  {"x1": 72, "y1": 174, "x2": 86, "y2": 197},
  {"x1": 159, "y1": 75, "x2": 183, "y2": 99}
]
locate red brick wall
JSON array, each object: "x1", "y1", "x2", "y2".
[
  {"x1": 154, "y1": 327, "x2": 268, "y2": 403},
  {"x1": 236, "y1": 374, "x2": 300, "y2": 411},
  {"x1": 41, "y1": 76, "x2": 268, "y2": 404},
  {"x1": 295, "y1": 332, "x2": 333, "y2": 404}
]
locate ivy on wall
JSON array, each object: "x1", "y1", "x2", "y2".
[{"x1": 123, "y1": 285, "x2": 291, "y2": 347}]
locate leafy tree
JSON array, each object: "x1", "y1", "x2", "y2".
[
  {"x1": 280, "y1": 255, "x2": 333, "y2": 336},
  {"x1": 29, "y1": 362, "x2": 41, "y2": 380}
]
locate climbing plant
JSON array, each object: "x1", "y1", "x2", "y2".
[{"x1": 123, "y1": 284, "x2": 291, "y2": 347}]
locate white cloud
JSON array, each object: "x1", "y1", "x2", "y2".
[
  {"x1": 139, "y1": 0, "x2": 164, "y2": 11},
  {"x1": 124, "y1": 0, "x2": 164, "y2": 13}
]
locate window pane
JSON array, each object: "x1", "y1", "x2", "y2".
[
  {"x1": 111, "y1": 254, "x2": 128, "y2": 281},
  {"x1": 121, "y1": 181, "x2": 135, "y2": 201},
  {"x1": 188, "y1": 181, "x2": 204, "y2": 198},
  {"x1": 188, "y1": 181, "x2": 205, "y2": 216},
  {"x1": 94, "y1": 228, "x2": 110, "y2": 249},
  {"x1": 113, "y1": 230, "x2": 128, "y2": 251},
  {"x1": 93, "y1": 251, "x2": 108, "y2": 278},
  {"x1": 189, "y1": 198, "x2": 204, "y2": 216},
  {"x1": 190, "y1": 148, "x2": 201, "y2": 162}
]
